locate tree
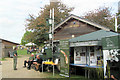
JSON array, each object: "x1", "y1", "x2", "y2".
[
  {"x1": 83, "y1": 7, "x2": 115, "y2": 30},
  {"x1": 21, "y1": 31, "x2": 32, "y2": 45},
  {"x1": 116, "y1": 12, "x2": 120, "y2": 32},
  {"x1": 25, "y1": 1, "x2": 74, "y2": 46}
]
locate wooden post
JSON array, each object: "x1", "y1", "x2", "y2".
[{"x1": 42, "y1": 62, "x2": 43, "y2": 74}]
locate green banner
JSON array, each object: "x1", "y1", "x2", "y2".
[
  {"x1": 59, "y1": 40, "x2": 69, "y2": 77},
  {"x1": 102, "y1": 35, "x2": 120, "y2": 50}
]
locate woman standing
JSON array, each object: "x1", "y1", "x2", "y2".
[{"x1": 13, "y1": 47, "x2": 17, "y2": 70}]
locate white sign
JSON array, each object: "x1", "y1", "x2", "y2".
[
  {"x1": 50, "y1": 0, "x2": 60, "y2": 2},
  {"x1": 70, "y1": 41, "x2": 100, "y2": 47},
  {"x1": 49, "y1": 34, "x2": 52, "y2": 39}
]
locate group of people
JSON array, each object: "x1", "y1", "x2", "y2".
[
  {"x1": 27, "y1": 47, "x2": 33, "y2": 54},
  {"x1": 23, "y1": 53, "x2": 43, "y2": 71},
  {"x1": 13, "y1": 47, "x2": 43, "y2": 71}
]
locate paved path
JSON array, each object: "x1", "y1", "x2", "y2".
[
  {"x1": 1, "y1": 55, "x2": 60, "y2": 78},
  {"x1": 0, "y1": 64, "x2": 2, "y2": 80}
]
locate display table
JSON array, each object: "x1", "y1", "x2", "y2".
[
  {"x1": 70, "y1": 64, "x2": 103, "y2": 78},
  {"x1": 42, "y1": 61, "x2": 57, "y2": 76},
  {"x1": 70, "y1": 64, "x2": 103, "y2": 68}
]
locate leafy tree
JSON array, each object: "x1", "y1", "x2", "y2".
[
  {"x1": 83, "y1": 7, "x2": 115, "y2": 30},
  {"x1": 116, "y1": 12, "x2": 120, "y2": 32},
  {"x1": 21, "y1": 31, "x2": 32, "y2": 45},
  {"x1": 25, "y1": 1, "x2": 74, "y2": 46}
]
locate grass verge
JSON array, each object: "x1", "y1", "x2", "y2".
[
  {"x1": 17, "y1": 49, "x2": 27, "y2": 55},
  {"x1": 0, "y1": 58, "x2": 7, "y2": 61},
  {"x1": 17, "y1": 49, "x2": 36, "y2": 56},
  {"x1": 44, "y1": 72, "x2": 92, "y2": 80}
]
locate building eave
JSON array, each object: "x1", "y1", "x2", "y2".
[{"x1": 52, "y1": 14, "x2": 110, "y2": 33}]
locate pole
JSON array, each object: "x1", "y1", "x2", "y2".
[
  {"x1": 49, "y1": 9, "x2": 52, "y2": 47},
  {"x1": 52, "y1": 8, "x2": 54, "y2": 76},
  {"x1": 115, "y1": 15, "x2": 118, "y2": 32},
  {"x1": 52, "y1": 8, "x2": 54, "y2": 40},
  {"x1": 42, "y1": 62, "x2": 43, "y2": 74},
  {"x1": 50, "y1": 9, "x2": 52, "y2": 33}
]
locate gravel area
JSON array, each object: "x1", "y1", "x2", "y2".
[{"x1": 1, "y1": 55, "x2": 58, "y2": 78}]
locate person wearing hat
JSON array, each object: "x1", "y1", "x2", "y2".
[
  {"x1": 13, "y1": 47, "x2": 18, "y2": 70},
  {"x1": 23, "y1": 53, "x2": 34, "y2": 69}
]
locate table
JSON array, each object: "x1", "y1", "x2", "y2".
[
  {"x1": 42, "y1": 61, "x2": 57, "y2": 76},
  {"x1": 70, "y1": 64, "x2": 103, "y2": 78}
]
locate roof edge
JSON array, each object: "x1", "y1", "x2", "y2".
[
  {"x1": 52, "y1": 14, "x2": 110, "y2": 32},
  {"x1": 0, "y1": 38, "x2": 20, "y2": 45}
]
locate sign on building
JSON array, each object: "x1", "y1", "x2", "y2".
[
  {"x1": 50, "y1": 0, "x2": 60, "y2": 2},
  {"x1": 102, "y1": 35, "x2": 120, "y2": 78},
  {"x1": 102, "y1": 35, "x2": 120, "y2": 50}
]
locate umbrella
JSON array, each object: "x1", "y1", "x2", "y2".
[{"x1": 25, "y1": 42, "x2": 36, "y2": 46}]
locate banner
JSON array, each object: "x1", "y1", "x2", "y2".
[
  {"x1": 102, "y1": 35, "x2": 120, "y2": 79},
  {"x1": 59, "y1": 40, "x2": 69, "y2": 77},
  {"x1": 102, "y1": 35, "x2": 120, "y2": 50}
]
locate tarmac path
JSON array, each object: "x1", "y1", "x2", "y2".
[
  {"x1": 0, "y1": 63, "x2": 2, "y2": 80},
  {"x1": 1, "y1": 55, "x2": 57, "y2": 78}
]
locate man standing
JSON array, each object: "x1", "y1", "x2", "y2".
[{"x1": 13, "y1": 47, "x2": 17, "y2": 70}]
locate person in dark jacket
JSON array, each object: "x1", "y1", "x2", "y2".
[
  {"x1": 23, "y1": 53, "x2": 34, "y2": 69},
  {"x1": 33, "y1": 55, "x2": 43, "y2": 71},
  {"x1": 13, "y1": 47, "x2": 18, "y2": 70}
]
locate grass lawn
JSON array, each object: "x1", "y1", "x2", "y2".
[
  {"x1": 44, "y1": 71, "x2": 92, "y2": 80},
  {"x1": 0, "y1": 58, "x2": 7, "y2": 61},
  {"x1": 17, "y1": 49, "x2": 27, "y2": 55},
  {"x1": 17, "y1": 49, "x2": 30, "y2": 55},
  {"x1": 17, "y1": 49, "x2": 36, "y2": 56}
]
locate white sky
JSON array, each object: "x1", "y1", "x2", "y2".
[{"x1": 0, "y1": 0, "x2": 119, "y2": 43}]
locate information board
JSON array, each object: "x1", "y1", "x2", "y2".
[{"x1": 102, "y1": 35, "x2": 120, "y2": 50}]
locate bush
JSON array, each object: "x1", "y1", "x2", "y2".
[{"x1": 84, "y1": 67, "x2": 104, "y2": 79}]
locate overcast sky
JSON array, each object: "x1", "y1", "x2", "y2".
[{"x1": 0, "y1": 0, "x2": 119, "y2": 43}]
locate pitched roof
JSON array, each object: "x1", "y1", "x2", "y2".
[
  {"x1": 0, "y1": 38, "x2": 19, "y2": 45},
  {"x1": 69, "y1": 30, "x2": 119, "y2": 42},
  {"x1": 53, "y1": 14, "x2": 110, "y2": 32}
]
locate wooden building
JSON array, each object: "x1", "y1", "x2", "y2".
[
  {"x1": 0, "y1": 38, "x2": 19, "y2": 58},
  {"x1": 69, "y1": 30, "x2": 118, "y2": 66},
  {"x1": 51, "y1": 14, "x2": 113, "y2": 78},
  {"x1": 68, "y1": 30, "x2": 118, "y2": 78},
  {"x1": 53, "y1": 14, "x2": 110, "y2": 40}
]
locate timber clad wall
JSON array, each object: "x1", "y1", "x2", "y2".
[
  {"x1": 54, "y1": 19, "x2": 99, "y2": 40},
  {"x1": 0, "y1": 40, "x2": 19, "y2": 58},
  {"x1": 2, "y1": 40, "x2": 18, "y2": 57},
  {"x1": 2, "y1": 41, "x2": 17, "y2": 46}
]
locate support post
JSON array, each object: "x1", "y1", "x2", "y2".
[
  {"x1": 115, "y1": 15, "x2": 118, "y2": 32},
  {"x1": 52, "y1": 8, "x2": 54, "y2": 76},
  {"x1": 42, "y1": 62, "x2": 43, "y2": 74}
]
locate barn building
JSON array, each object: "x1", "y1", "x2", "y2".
[{"x1": 0, "y1": 38, "x2": 19, "y2": 58}]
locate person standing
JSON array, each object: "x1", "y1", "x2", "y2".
[
  {"x1": 13, "y1": 47, "x2": 17, "y2": 70},
  {"x1": 27, "y1": 47, "x2": 29, "y2": 54}
]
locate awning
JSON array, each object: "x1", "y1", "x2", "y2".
[
  {"x1": 25, "y1": 42, "x2": 36, "y2": 46},
  {"x1": 69, "y1": 30, "x2": 119, "y2": 47}
]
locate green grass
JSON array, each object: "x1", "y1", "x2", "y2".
[
  {"x1": 44, "y1": 72, "x2": 63, "y2": 78},
  {"x1": 17, "y1": 49, "x2": 29, "y2": 55},
  {"x1": 0, "y1": 58, "x2": 7, "y2": 61},
  {"x1": 44, "y1": 71, "x2": 92, "y2": 80},
  {"x1": 17, "y1": 49, "x2": 36, "y2": 56}
]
